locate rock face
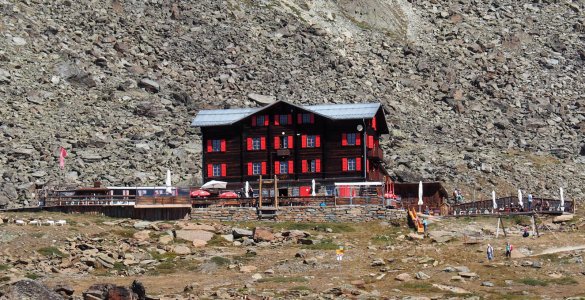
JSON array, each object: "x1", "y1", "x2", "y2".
[
  {"x1": 0, "y1": 0, "x2": 584, "y2": 208},
  {"x1": 0, "y1": 279, "x2": 64, "y2": 300}
]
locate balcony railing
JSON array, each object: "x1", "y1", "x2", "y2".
[{"x1": 367, "y1": 146, "x2": 384, "y2": 161}]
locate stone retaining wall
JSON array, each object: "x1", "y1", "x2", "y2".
[{"x1": 191, "y1": 205, "x2": 406, "y2": 223}]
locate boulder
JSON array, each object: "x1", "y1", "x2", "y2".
[
  {"x1": 192, "y1": 240, "x2": 207, "y2": 248},
  {"x1": 253, "y1": 227, "x2": 275, "y2": 242},
  {"x1": 172, "y1": 245, "x2": 191, "y2": 255},
  {"x1": 133, "y1": 221, "x2": 151, "y2": 230},
  {"x1": 232, "y1": 228, "x2": 253, "y2": 238},
  {"x1": 139, "y1": 78, "x2": 160, "y2": 93},
  {"x1": 158, "y1": 235, "x2": 173, "y2": 245},
  {"x1": 133, "y1": 230, "x2": 150, "y2": 241},
  {"x1": 553, "y1": 214, "x2": 574, "y2": 223},
  {"x1": 371, "y1": 258, "x2": 386, "y2": 267},
  {"x1": 239, "y1": 265, "x2": 257, "y2": 273},
  {"x1": 432, "y1": 284, "x2": 471, "y2": 294},
  {"x1": 175, "y1": 230, "x2": 214, "y2": 242},
  {"x1": 1, "y1": 279, "x2": 64, "y2": 300},
  {"x1": 247, "y1": 93, "x2": 276, "y2": 104},
  {"x1": 395, "y1": 273, "x2": 412, "y2": 281},
  {"x1": 415, "y1": 271, "x2": 430, "y2": 280}
]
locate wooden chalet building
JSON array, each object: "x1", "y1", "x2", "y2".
[{"x1": 191, "y1": 100, "x2": 390, "y2": 197}]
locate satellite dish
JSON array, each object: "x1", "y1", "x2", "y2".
[{"x1": 357, "y1": 125, "x2": 363, "y2": 132}]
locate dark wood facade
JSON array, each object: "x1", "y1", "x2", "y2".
[{"x1": 194, "y1": 101, "x2": 390, "y2": 192}]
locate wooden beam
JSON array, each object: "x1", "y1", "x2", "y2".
[
  {"x1": 259, "y1": 175, "x2": 262, "y2": 208},
  {"x1": 274, "y1": 175, "x2": 278, "y2": 209}
]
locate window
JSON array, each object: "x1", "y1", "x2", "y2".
[
  {"x1": 247, "y1": 162, "x2": 266, "y2": 175},
  {"x1": 347, "y1": 133, "x2": 356, "y2": 145},
  {"x1": 281, "y1": 136, "x2": 288, "y2": 149},
  {"x1": 275, "y1": 161, "x2": 293, "y2": 175},
  {"x1": 247, "y1": 137, "x2": 266, "y2": 150},
  {"x1": 274, "y1": 135, "x2": 293, "y2": 149},
  {"x1": 347, "y1": 158, "x2": 356, "y2": 171},
  {"x1": 252, "y1": 115, "x2": 269, "y2": 126},
  {"x1": 297, "y1": 113, "x2": 314, "y2": 124},
  {"x1": 279, "y1": 115, "x2": 289, "y2": 125},
  {"x1": 301, "y1": 135, "x2": 320, "y2": 148},
  {"x1": 280, "y1": 161, "x2": 288, "y2": 174},
  {"x1": 207, "y1": 139, "x2": 226, "y2": 152},
  {"x1": 207, "y1": 163, "x2": 226, "y2": 177},
  {"x1": 253, "y1": 162, "x2": 262, "y2": 175},
  {"x1": 212, "y1": 164, "x2": 221, "y2": 177},
  {"x1": 342, "y1": 157, "x2": 362, "y2": 172},
  {"x1": 342, "y1": 133, "x2": 360, "y2": 146},
  {"x1": 302, "y1": 159, "x2": 321, "y2": 173},
  {"x1": 252, "y1": 138, "x2": 261, "y2": 150}
]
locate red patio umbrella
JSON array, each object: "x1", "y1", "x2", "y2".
[
  {"x1": 190, "y1": 189, "x2": 211, "y2": 197},
  {"x1": 218, "y1": 191, "x2": 239, "y2": 199}
]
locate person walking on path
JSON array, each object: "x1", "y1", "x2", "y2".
[
  {"x1": 487, "y1": 244, "x2": 494, "y2": 261},
  {"x1": 422, "y1": 218, "x2": 428, "y2": 237},
  {"x1": 505, "y1": 242, "x2": 513, "y2": 258}
]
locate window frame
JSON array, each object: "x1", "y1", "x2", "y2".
[
  {"x1": 306, "y1": 135, "x2": 316, "y2": 148},
  {"x1": 252, "y1": 137, "x2": 261, "y2": 150},
  {"x1": 211, "y1": 140, "x2": 222, "y2": 152},
  {"x1": 308, "y1": 160, "x2": 316, "y2": 172},
  {"x1": 279, "y1": 161, "x2": 289, "y2": 174},
  {"x1": 302, "y1": 113, "x2": 311, "y2": 124},
  {"x1": 212, "y1": 164, "x2": 221, "y2": 177},
  {"x1": 347, "y1": 158, "x2": 356, "y2": 171},
  {"x1": 280, "y1": 136, "x2": 289, "y2": 149},
  {"x1": 252, "y1": 162, "x2": 262, "y2": 175},
  {"x1": 346, "y1": 133, "x2": 357, "y2": 146},
  {"x1": 256, "y1": 115, "x2": 265, "y2": 127}
]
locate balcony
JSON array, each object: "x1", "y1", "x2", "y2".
[{"x1": 367, "y1": 146, "x2": 384, "y2": 161}]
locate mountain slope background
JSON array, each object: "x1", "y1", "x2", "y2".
[{"x1": 0, "y1": 0, "x2": 583, "y2": 207}]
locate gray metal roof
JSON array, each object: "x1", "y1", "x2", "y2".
[
  {"x1": 191, "y1": 101, "x2": 381, "y2": 127},
  {"x1": 190, "y1": 107, "x2": 259, "y2": 127},
  {"x1": 304, "y1": 103, "x2": 380, "y2": 119}
]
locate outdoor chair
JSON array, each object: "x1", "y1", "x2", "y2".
[
  {"x1": 29, "y1": 220, "x2": 41, "y2": 226},
  {"x1": 56, "y1": 220, "x2": 66, "y2": 226},
  {"x1": 15, "y1": 220, "x2": 25, "y2": 226},
  {"x1": 44, "y1": 220, "x2": 55, "y2": 226}
]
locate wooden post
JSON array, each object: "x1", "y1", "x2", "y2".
[
  {"x1": 259, "y1": 175, "x2": 263, "y2": 208},
  {"x1": 274, "y1": 175, "x2": 278, "y2": 209},
  {"x1": 500, "y1": 217, "x2": 507, "y2": 237},
  {"x1": 532, "y1": 214, "x2": 540, "y2": 237}
]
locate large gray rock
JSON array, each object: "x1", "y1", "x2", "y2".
[
  {"x1": 247, "y1": 93, "x2": 276, "y2": 104},
  {"x1": 232, "y1": 228, "x2": 253, "y2": 238},
  {"x1": 175, "y1": 230, "x2": 214, "y2": 242},
  {"x1": 0, "y1": 279, "x2": 64, "y2": 300}
]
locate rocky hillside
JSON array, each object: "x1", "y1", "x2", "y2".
[{"x1": 0, "y1": 0, "x2": 583, "y2": 207}]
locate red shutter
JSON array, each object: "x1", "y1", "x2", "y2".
[
  {"x1": 342, "y1": 133, "x2": 347, "y2": 146},
  {"x1": 288, "y1": 136, "x2": 293, "y2": 148},
  {"x1": 260, "y1": 137, "x2": 266, "y2": 150},
  {"x1": 287, "y1": 114, "x2": 292, "y2": 124},
  {"x1": 368, "y1": 135, "x2": 374, "y2": 148},
  {"x1": 274, "y1": 136, "x2": 280, "y2": 149},
  {"x1": 207, "y1": 164, "x2": 213, "y2": 177},
  {"x1": 372, "y1": 117, "x2": 377, "y2": 130},
  {"x1": 207, "y1": 140, "x2": 213, "y2": 152},
  {"x1": 315, "y1": 135, "x2": 321, "y2": 147},
  {"x1": 356, "y1": 157, "x2": 362, "y2": 171},
  {"x1": 247, "y1": 162, "x2": 253, "y2": 175},
  {"x1": 302, "y1": 160, "x2": 308, "y2": 173},
  {"x1": 288, "y1": 160, "x2": 293, "y2": 174},
  {"x1": 301, "y1": 135, "x2": 307, "y2": 148},
  {"x1": 264, "y1": 115, "x2": 269, "y2": 126},
  {"x1": 274, "y1": 114, "x2": 279, "y2": 125},
  {"x1": 247, "y1": 138, "x2": 253, "y2": 151},
  {"x1": 221, "y1": 164, "x2": 227, "y2": 176},
  {"x1": 261, "y1": 162, "x2": 267, "y2": 175},
  {"x1": 316, "y1": 159, "x2": 321, "y2": 172},
  {"x1": 342, "y1": 158, "x2": 348, "y2": 171},
  {"x1": 310, "y1": 113, "x2": 314, "y2": 124},
  {"x1": 297, "y1": 113, "x2": 302, "y2": 124},
  {"x1": 356, "y1": 134, "x2": 361, "y2": 146},
  {"x1": 275, "y1": 161, "x2": 280, "y2": 174},
  {"x1": 252, "y1": 116, "x2": 257, "y2": 126},
  {"x1": 220, "y1": 139, "x2": 226, "y2": 152}
]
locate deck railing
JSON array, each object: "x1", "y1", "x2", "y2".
[{"x1": 449, "y1": 197, "x2": 574, "y2": 215}]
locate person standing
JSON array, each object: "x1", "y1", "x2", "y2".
[
  {"x1": 505, "y1": 242, "x2": 513, "y2": 258},
  {"x1": 487, "y1": 244, "x2": 494, "y2": 261},
  {"x1": 422, "y1": 218, "x2": 428, "y2": 237}
]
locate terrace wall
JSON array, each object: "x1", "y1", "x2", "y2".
[{"x1": 191, "y1": 205, "x2": 406, "y2": 222}]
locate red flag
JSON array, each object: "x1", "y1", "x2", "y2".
[{"x1": 59, "y1": 147, "x2": 68, "y2": 169}]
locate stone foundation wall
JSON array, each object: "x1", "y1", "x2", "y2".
[{"x1": 191, "y1": 205, "x2": 406, "y2": 223}]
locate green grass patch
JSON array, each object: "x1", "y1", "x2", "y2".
[
  {"x1": 210, "y1": 256, "x2": 230, "y2": 266},
  {"x1": 207, "y1": 234, "x2": 231, "y2": 247},
  {"x1": 113, "y1": 262, "x2": 126, "y2": 272},
  {"x1": 258, "y1": 276, "x2": 308, "y2": 283},
  {"x1": 37, "y1": 246, "x2": 66, "y2": 258},
  {"x1": 519, "y1": 278, "x2": 548, "y2": 286},
  {"x1": 25, "y1": 273, "x2": 41, "y2": 280},
  {"x1": 149, "y1": 251, "x2": 177, "y2": 261},
  {"x1": 290, "y1": 285, "x2": 311, "y2": 291},
  {"x1": 301, "y1": 239, "x2": 339, "y2": 250},
  {"x1": 550, "y1": 277, "x2": 578, "y2": 285},
  {"x1": 268, "y1": 222, "x2": 354, "y2": 233},
  {"x1": 401, "y1": 282, "x2": 440, "y2": 292},
  {"x1": 112, "y1": 229, "x2": 136, "y2": 238},
  {"x1": 154, "y1": 261, "x2": 177, "y2": 274},
  {"x1": 0, "y1": 264, "x2": 9, "y2": 271},
  {"x1": 371, "y1": 235, "x2": 393, "y2": 244}
]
